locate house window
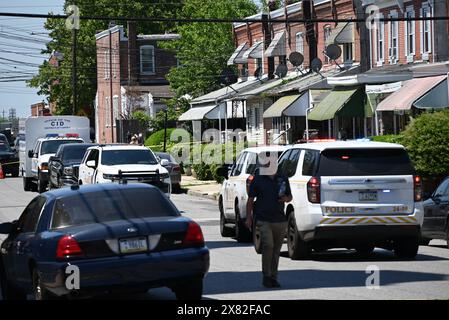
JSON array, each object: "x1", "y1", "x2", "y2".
[
  {"x1": 255, "y1": 58, "x2": 263, "y2": 77},
  {"x1": 377, "y1": 19, "x2": 385, "y2": 62},
  {"x1": 405, "y1": 8, "x2": 415, "y2": 56},
  {"x1": 421, "y1": 5, "x2": 432, "y2": 53},
  {"x1": 389, "y1": 12, "x2": 399, "y2": 62},
  {"x1": 105, "y1": 96, "x2": 110, "y2": 127},
  {"x1": 240, "y1": 64, "x2": 248, "y2": 78},
  {"x1": 254, "y1": 107, "x2": 260, "y2": 130},
  {"x1": 113, "y1": 95, "x2": 119, "y2": 127},
  {"x1": 323, "y1": 25, "x2": 332, "y2": 64},
  {"x1": 104, "y1": 50, "x2": 110, "y2": 79},
  {"x1": 343, "y1": 43, "x2": 353, "y2": 62},
  {"x1": 112, "y1": 50, "x2": 117, "y2": 78},
  {"x1": 140, "y1": 45, "x2": 155, "y2": 74},
  {"x1": 295, "y1": 32, "x2": 304, "y2": 53}
]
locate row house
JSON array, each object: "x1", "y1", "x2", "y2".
[{"x1": 95, "y1": 23, "x2": 179, "y2": 143}]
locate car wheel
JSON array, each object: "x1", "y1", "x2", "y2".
[
  {"x1": 0, "y1": 261, "x2": 26, "y2": 300},
  {"x1": 11, "y1": 167, "x2": 19, "y2": 177},
  {"x1": 173, "y1": 278, "x2": 203, "y2": 300},
  {"x1": 219, "y1": 197, "x2": 233, "y2": 237},
  {"x1": 32, "y1": 269, "x2": 54, "y2": 300},
  {"x1": 287, "y1": 213, "x2": 310, "y2": 260},
  {"x1": 23, "y1": 177, "x2": 32, "y2": 192},
  {"x1": 355, "y1": 245, "x2": 375, "y2": 256},
  {"x1": 253, "y1": 220, "x2": 262, "y2": 254},
  {"x1": 394, "y1": 238, "x2": 419, "y2": 260},
  {"x1": 235, "y1": 202, "x2": 251, "y2": 243}
]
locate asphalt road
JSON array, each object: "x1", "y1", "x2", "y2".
[{"x1": 1, "y1": 177, "x2": 449, "y2": 300}]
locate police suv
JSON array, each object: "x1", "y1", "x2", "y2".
[{"x1": 279, "y1": 141, "x2": 424, "y2": 260}]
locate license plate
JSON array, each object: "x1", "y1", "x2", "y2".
[
  {"x1": 359, "y1": 191, "x2": 378, "y2": 201},
  {"x1": 119, "y1": 237, "x2": 148, "y2": 254}
]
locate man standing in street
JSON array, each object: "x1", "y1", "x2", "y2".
[{"x1": 246, "y1": 156, "x2": 292, "y2": 288}]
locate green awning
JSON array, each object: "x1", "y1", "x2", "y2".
[
  {"x1": 263, "y1": 95, "x2": 300, "y2": 118},
  {"x1": 308, "y1": 87, "x2": 365, "y2": 121}
]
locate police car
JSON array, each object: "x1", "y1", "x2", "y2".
[
  {"x1": 217, "y1": 146, "x2": 288, "y2": 242},
  {"x1": 278, "y1": 141, "x2": 424, "y2": 260}
]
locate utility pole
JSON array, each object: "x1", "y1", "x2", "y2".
[
  {"x1": 71, "y1": 1, "x2": 78, "y2": 115},
  {"x1": 109, "y1": 29, "x2": 115, "y2": 143}
]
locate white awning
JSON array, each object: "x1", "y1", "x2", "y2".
[
  {"x1": 325, "y1": 22, "x2": 354, "y2": 45},
  {"x1": 227, "y1": 42, "x2": 249, "y2": 65},
  {"x1": 242, "y1": 41, "x2": 263, "y2": 60},
  {"x1": 265, "y1": 31, "x2": 286, "y2": 57},
  {"x1": 366, "y1": 81, "x2": 402, "y2": 94},
  {"x1": 178, "y1": 105, "x2": 218, "y2": 121}
]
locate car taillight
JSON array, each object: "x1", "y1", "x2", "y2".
[
  {"x1": 183, "y1": 222, "x2": 204, "y2": 247},
  {"x1": 414, "y1": 175, "x2": 422, "y2": 202},
  {"x1": 56, "y1": 235, "x2": 83, "y2": 259},
  {"x1": 307, "y1": 177, "x2": 321, "y2": 204}
]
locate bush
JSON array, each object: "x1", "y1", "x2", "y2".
[
  {"x1": 145, "y1": 128, "x2": 176, "y2": 152},
  {"x1": 371, "y1": 134, "x2": 404, "y2": 144},
  {"x1": 401, "y1": 110, "x2": 449, "y2": 177}
]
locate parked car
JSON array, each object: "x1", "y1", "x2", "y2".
[
  {"x1": 0, "y1": 133, "x2": 8, "y2": 145},
  {"x1": 216, "y1": 146, "x2": 289, "y2": 243},
  {"x1": 276, "y1": 141, "x2": 424, "y2": 260},
  {"x1": 421, "y1": 177, "x2": 449, "y2": 248},
  {"x1": 48, "y1": 143, "x2": 98, "y2": 189},
  {"x1": 155, "y1": 152, "x2": 181, "y2": 191},
  {"x1": 0, "y1": 141, "x2": 19, "y2": 177},
  {"x1": 78, "y1": 145, "x2": 171, "y2": 196},
  {"x1": 0, "y1": 183, "x2": 209, "y2": 300}
]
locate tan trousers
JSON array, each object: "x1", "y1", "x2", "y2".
[{"x1": 257, "y1": 220, "x2": 288, "y2": 280}]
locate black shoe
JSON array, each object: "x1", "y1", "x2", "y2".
[
  {"x1": 263, "y1": 277, "x2": 273, "y2": 288},
  {"x1": 271, "y1": 279, "x2": 281, "y2": 288}
]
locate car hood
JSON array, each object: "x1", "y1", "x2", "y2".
[
  {"x1": 39, "y1": 154, "x2": 54, "y2": 164},
  {"x1": 102, "y1": 164, "x2": 169, "y2": 175}
]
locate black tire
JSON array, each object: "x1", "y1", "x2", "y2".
[
  {"x1": 355, "y1": 245, "x2": 375, "y2": 256},
  {"x1": 32, "y1": 269, "x2": 54, "y2": 300},
  {"x1": 0, "y1": 261, "x2": 26, "y2": 300},
  {"x1": 11, "y1": 167, "x2": 19, "y2": 177},
  {"x1": 235, "y1": 202, "x2": 251, "y2": 243},
  {"x1": 394, "y1": 238, "x2": 419, "y2": 260},
  {"x1": 23, "y1": 177, "x2": 32, "y2": 192},
  {"x1": 219, "y1": 197, "x2": 233, "y2": 237},
  {"x1": 37, "y1": 174, "x2": 46, "y2": 194},
  {"x1": 173, "y1": 278, "x2": 203, "y2": 300},
  {"x1": 419, "y1": 238, "x2": 431, "y2": 246},
  {"x1": 287, "y1": 213, "x2": 310, "y2": 260},
  {"x1": 253, "y1": 220, "x2": 262, "y2": 254}
]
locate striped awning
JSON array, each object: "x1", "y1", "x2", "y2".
[{"x1": 227, "y1": 42, "x2": 249, "y2": 65}]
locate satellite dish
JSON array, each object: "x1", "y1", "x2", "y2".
[
  {"x1": 311, "y1": 58, "x2": 323, "y2": 73},
  {"x1": 275, "y1": 64, "x2": 288, "y2": 78},
  {"x1": 325, "y1": 44, "x2": 342, "y2": 60},
  {"x1": 219, "y1": 68, "x2": 237, "y2": 86},
  {"x1": 289, "y1": 52, "x2": 304, "y2": 67},
  {"x1": 254, "y1": 67, "x2": 262, "y2": 79}
]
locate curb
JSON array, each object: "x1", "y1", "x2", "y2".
[{"x1": 186, "y1": 189, "x2": 219, "y2": 201}]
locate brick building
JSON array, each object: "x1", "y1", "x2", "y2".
[{"x1": 95, "y1": 23, "x2": 179, "y2": 143}]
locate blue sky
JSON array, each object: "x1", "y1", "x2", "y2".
[{"x1": 0, "y1": 0, "x2": 262, "y2": 118}]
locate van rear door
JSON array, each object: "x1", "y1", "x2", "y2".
[{"x1": 318, "y1": 148, "x2": 416, "y2": 216}]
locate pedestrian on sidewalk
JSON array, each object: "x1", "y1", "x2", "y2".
[{"x1": 245, "y1": 157, "x2": 292, "y2": 288}]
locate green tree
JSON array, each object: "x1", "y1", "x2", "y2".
[
  {"x1": 163, "y1": 0, "x2": 258, "y2": 98},
  {"x1": 28, "y1": 0, "x2": 182, "y2": 115},
  {"x1": 149, "y1": 97, "x2": 191, "y2": 132}
]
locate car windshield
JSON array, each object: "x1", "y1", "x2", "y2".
[
  {"x1": 41, "y1": 140, "x2": 82, "y2": 155},
  {"x1": 51, "y1": 187, "x2": 179, "y2": 229},
  {"x1": 101, "y1": 149, "x2": 158, "y2": 165},
  {"x1": 0, "y1": 143, "x2": 11, "y2": 152},
  {"x1": 317, "y1": 148, "x2": 415, "y2": 176},
  {"x1": 61, "y1": 146, "x2": 90, "y2": 163}
]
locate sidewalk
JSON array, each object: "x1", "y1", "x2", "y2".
[{"x1": 180, "y1": 175, "x2": 221, "y2": 201}]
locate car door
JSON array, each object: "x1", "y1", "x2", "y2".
[
  {"x1": 226, "y1": 152, "x2": 248, "y2": 212},
  {"x1": 423, "y1": 179, "x2": 449, "y2": 237},
  {"x1": 10, "y1": 197, "x2": 46, "y2": 288},
  {"x1": 80, "y1": 149, "x2": 98, "y2": 184},
  {"x1": 435, "y1": 180, "x2": 449, "y2": 235}
]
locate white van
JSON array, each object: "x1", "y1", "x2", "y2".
[
  {"x1": 278, "y1": 141, "x2": 424, "y2": 260},
  {"x1": 20, "y1": 116, "x2": 90, "y2": 193}
]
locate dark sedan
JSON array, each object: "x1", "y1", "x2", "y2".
[
  {"x1": 0, "y1": 142, "x2": 19, "y2": 177},
  {"x1": 0, "y1": 183, "x2": 210, "y2": 300},
  {"x1": 421, "y1": 177, "x2": 449, "y2": 248},
  {"x1": 48, "y1": 143, "x2": 97, "y2": 189},
  {"x1": 155, "y1": 152, "x2": 181, "y2": 191}
]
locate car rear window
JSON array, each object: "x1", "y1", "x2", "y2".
[
  {"x1": 51, "y1": 188, "x2": 179, "y2": 229},
  {"x1": 317, "y1": 148, "x2": 414, "y2": 176}
]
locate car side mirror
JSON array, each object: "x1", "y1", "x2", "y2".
[
  {"x1": 86, "y1": 160, "x2": 96, "y2": 168},
  {"x1": 216, "y1": 166, "x2": 229, "y2": 180},
  {"x1": 28, "y1": 150, "x2": 34, "y2": 158},
  {"x1": 160, "y1": 159, "x2": 169, "y2": 166},
  {"x1": 0, "y1": 222, "x2": 15, "y2": 234}
]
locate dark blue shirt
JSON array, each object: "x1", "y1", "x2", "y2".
[{"x1": 248, "y1": 174, "x2": 291, "y2": 223}]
